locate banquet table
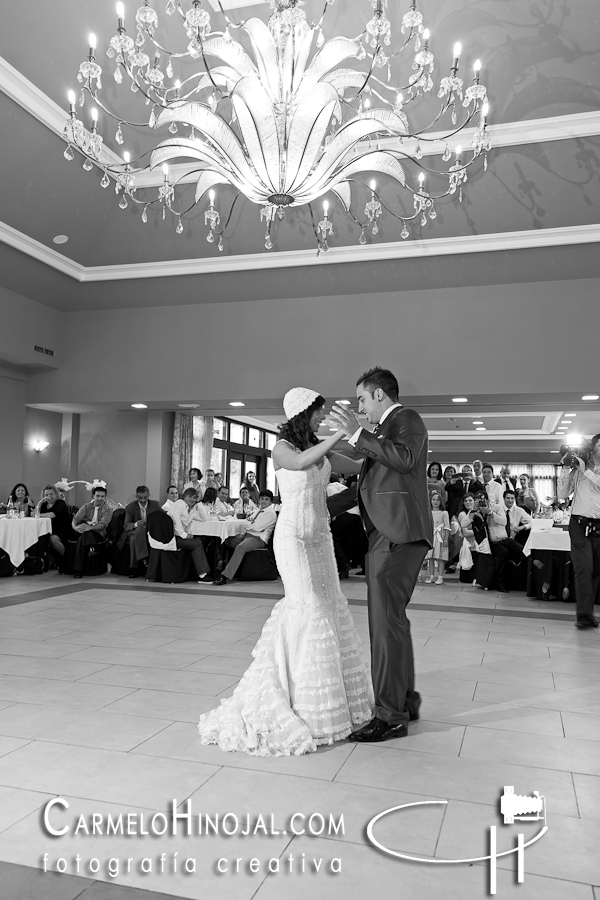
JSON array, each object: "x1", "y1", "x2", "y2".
[
  {"x1": 188, "y1": 518, "x2": 249, "y2": 540},
  {"x1": 0, "y1": 516, "x2": 52, "y2": 567},
  {"x1": 523, "y1": 527, "x2": 574, "y2": 602}
]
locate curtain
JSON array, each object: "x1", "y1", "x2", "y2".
[
  {"x1": 170, "y1": 413, "x2": 194, "y2": 489},
  {"x1": 192, "y1": 416, "x2": 215, "y2": 479}
]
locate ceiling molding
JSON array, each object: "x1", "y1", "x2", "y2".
[
  {"x1": 2, "y1": 54, "x2": 600, "y2": 188},
  {"x1": 1, "y1": 218, "x2": 600, "y2": 282}
]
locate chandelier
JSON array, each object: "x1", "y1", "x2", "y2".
[{"x1": 63, "y1": 0, "x2": 491, "y2": 254}]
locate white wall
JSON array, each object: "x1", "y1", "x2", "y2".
[{"x1": 25, "y1": 277, "x2": 600, "y2": 404}]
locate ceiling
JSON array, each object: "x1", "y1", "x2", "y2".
[{"x1": 2, "y1": 0, "x2": 600, "y2": 462}]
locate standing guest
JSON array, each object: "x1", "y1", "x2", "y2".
[
  {"x1": 71, "y1": 486, "x2": 113, "y2": 578},
  {"x1": 204, "y1": 469, "x2": 219, "y2": 492},
  {"x1": 472, "y1": 459, "x2": 484, "y2": 480},
  {"x1": 183, "y1": 468, "x2": 205, "y2": 500},
  {"x1": 215, "y1": 486, "x2": 234, "y2": 517},
  {"x1": 36, "y1": 485, "x2": 71, "y2": 568},
  {"x1": 330, "y1": 366, "x2": 433, "y2": 743},
  {"x1": 516, "y1": 473, "x2": 540, "y2": 514},
  {"x1": 167, "y1": 488, "x2": 211, "y2": 581},
  {"x1": 444, "y1": 467, "x2": 467, "y2": 520},
  {"x1": 497, "y1": 465, "x2": 518, "y2": 492},
  {"x1": 461, "y1": 463, "x2": 484, "y2": 494},
  {"x1": 8, "y1": 484, "x2": 35, "y2": 516},
  {"x1": 558, "y1": 434, "x2": 600, "y2": 629},
  {"x1": 504, "y1": 490, "x2": 533, "y2": 547},
  {"x1": 482, "y1": 463, "x2": 505, "y2": 508},
  {"x1": 121, "y1": 486, "x2": 160, "y2": 577},
  {"x1": 427, "y1": 461, "x2": 447, "y2": 507},
  {"x1": 213, "y1": 490, "x2": 277, "y2": 585},
  {"x1": 425, "y1": 493, "x2": 450, "y2": 584},
  {"x1": 162, "y1": 485, "x2": 179, "y2": 512},
  {"x1": 214, "y1": 473, "x2": 224, "y2": 489},
  {"x1": 458, "y1": 494, "x2": 478, "y2": 549},
  {"x1": 242, "y1": 471, "x2": 260, "y2": 505},
  {"x1": 233, "y1": 487, "x2": 258, "y2": 518}
]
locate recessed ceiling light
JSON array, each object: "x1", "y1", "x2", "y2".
[
  {"x1": 550, "y1": 451, "x2": 560, "y2": 454},
  {"x1": 565, "y1": 413, "x2": 577, "y2": 416},
  {"x1": 452, "y1": 397, "x2": 468, "y2": 403},
  {"x1": 131, "y1": 403, "x2": 148, "y2": 409},
  {"x1": 53, "y1": 235, "x2": 69, "y2": 244},
  {"x1": 229, "y1": 401, "x2": 246, "y2": 407},
  {"x1": 582, "y1": 394, "x2": 599, "y2": 401},
  {"x1": 475, "y1": 427, "x2": 486, "y2": 431},
  {"x1": 472, "y1": 420, "x2": 484, "y2": 425},
  {"x1": 178, "y1": 403, "x2": 200, "y2": 409},
  {"x1": 561, "y1": 420, "x2": 572, "y2": 424},
  {"x1": 484, "y1": 450, "x2": 493, "y2": 453},
  {"x1": 337, "y1": 399, "x2": 351, "y2": 405}
]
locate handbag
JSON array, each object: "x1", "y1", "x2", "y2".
[{"x1": 458, "y1": 539, "x2": 473, "y2": 571}]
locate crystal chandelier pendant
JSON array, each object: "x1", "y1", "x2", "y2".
[
  {"x1": 101, "y1": 171, "x2": 110, "y2": 188},
  {"x1": 166, "y1": 0, "x2": 176, "y2": 15},
  {"x1": 114, "y1": 66, "x2": 123, "y2": 84},
  {"x1": 63, "y1": 145, "x2": 75, "y2": 161},
  {"x1": 218, "y1": 236, "x2": 224, "y2": 252},
  {"x1": 176, "y1": 218, "x2": 183, "y2": 234},
  {"x1": 207, "y1": 230, "x2": 214, "y2": 243},
  {"x1": 141, "y1": 205, "x2": 148, "y2": 223},
  {"x1": 168, "y1": 122, "x2": 178, "y2": 134},
  {"x1": 82, "y1": 157, "x2": 94, "y2": 171},
  {"x1": 401, "y1": 223, "x2": 410, "y2": 239},
  {"x1": 115, "y1": 125, "x2": 124, "y2": 144},
  {"x1": 359, "y1": 229, "x2": 367, "y2": 245},
  {"x1": 119, "y1": 194, "x2": 128, "y2": 209}
]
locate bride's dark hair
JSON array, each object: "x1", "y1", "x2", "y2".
[{"x1": 278, "y1": 395, "x2": 325, "y2": 451}]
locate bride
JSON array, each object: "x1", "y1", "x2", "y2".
[{"x1": 197, "y1": 387, "x2": 373, "y2": 756}]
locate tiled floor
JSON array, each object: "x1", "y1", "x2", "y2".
[{"x1": 0, "y1": 571, "x2": 598, "y2": 900}]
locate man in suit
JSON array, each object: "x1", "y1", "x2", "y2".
[
  {"x1": 331, "y1": 367, "x2": 433, "y2": 742},
  {"x1": 120, "y1": 485, "x2": 160, "y2": 576}
]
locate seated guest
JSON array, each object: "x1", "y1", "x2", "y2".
[
  {"x1": 458, "y1": 494, "x2": 478, "y2": 550},
  {"x1": 200, "y1": 487, "x2": 219, "y2": 519},
  {"x1": 504, "y1": 489, "x2": 533, "y2": 546},
  {"x1": 183, "y1": 468, "x2": 205, "y2": 500},
  {"x1": 8, "y1": 484, "x2": 35, "y2": 516},
  {"x1": 213, "y1": 490, "x2": 277, "y2": 585},
  {"x1": 162, "y1": 485, "x2": 179, "y2": 512},
  {"x1": 72, "y1": 485, "x2": 113, "y2": 578},
  {"x1": 516, "y1": 473, "x2": 539, "y2": 514},
  {"x1": 121, "y1": 486, "x2": 160, "y2": 577},
  {"x1": 242, "y1": 471, "x2": 260, "y2": 505},
  {"x1": 36, "y1": 485, "x2": 72, "y2": 568},
  {"x1": 167, "y1": 488, "x2": 211, "y2": 581},
  {"x1": 472, "y1": 489, "x2": 524, "y2": 592},
  {"x1": 233, "y1": 487, "x2": 258, "y2": 518},
  {"x1": 215, "y1": 485, "x2": 234, "y2": 517}
]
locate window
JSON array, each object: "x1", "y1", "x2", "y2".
[
  {"x1": 248, "y1": 427, "x2": 262, "y2": 448},
  {"x1": 229, "y1": 457, "x2": 242, "y2": 498},
  {"x1": 213, "y1": 418, "x2": 227, "y2": 440},
  {"x1": 230, "y1": 423, "x2": 245, "y2": 444},
  {"x1": 265, "y1": 432, "x2": 277, "y2": 451},
  {"x1": 210, "y1": 447, "x2": 226, "y2": 481}
]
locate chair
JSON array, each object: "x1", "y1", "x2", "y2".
[
  {"x1": 238, "y1": 534, "x2": 279, "y2": 581},
  {"x1": 107, "y1": 508, "x2": 131, "y2": 576},
  {"x1": 146, "y1": 510, "x2": 191, "y2": 584},
  {"x1": 0, "y1": 550, "x2": 15, "y2": 578},
  {"x1": 63, "y1": 534, "x2": 109, "y2": 576}
]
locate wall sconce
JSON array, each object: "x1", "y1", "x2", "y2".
[{"x1": 31, "y1": 440, "x2": 49, "y2": 452}]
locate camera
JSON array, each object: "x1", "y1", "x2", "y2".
[
  {"x1": 476, "y1": 498, "x2": 488, "y2": 509},
  {"x1": 559, "y1": 443, "x2": 590, "y2": 468}
]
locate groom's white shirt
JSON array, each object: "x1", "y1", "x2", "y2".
[{"x1": 348, "y1": 402, "x2": 403, "y2": 446}]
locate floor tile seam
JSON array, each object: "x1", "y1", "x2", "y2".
[
  {"x1": 0, "y1": 664, "x2": 119, "y2": 686},
  {"x1": 129, "y1": 748, "x2": 341, "y2": 782},
  {"x1": 77, "y1": 672, "x2": 241, "y2": 696}
]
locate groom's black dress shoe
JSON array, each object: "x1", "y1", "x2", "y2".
[{"x1": 348, "y1": 717, "x2": 408, "y2": 742}]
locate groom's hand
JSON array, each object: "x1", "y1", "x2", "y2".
[{"x1": 328, "y1": 404, "x2": 362, "y2": 438}]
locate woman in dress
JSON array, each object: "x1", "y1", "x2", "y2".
[
  {"x1": 516, "y1": 473, "x2": 539, "y2": 514},
  {"x1": 8, "y1": 484, "x2": 35, "y2": 516},
  {"x1": 198, "y1": 387, "x2": 373, "y2": 756}
]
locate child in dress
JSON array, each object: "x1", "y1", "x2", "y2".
[{"x1": 425, "y1": 492, "x2": 450, "y2": 584}]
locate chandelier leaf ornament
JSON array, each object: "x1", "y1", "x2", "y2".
[{"x1": 63, "y1": 0, "x2": 492, "y2": 254}]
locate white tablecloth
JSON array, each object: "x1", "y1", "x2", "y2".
[
  {"x1": 523, "y1": 528, "x2": 571, "y2": 556},
  {"x1": 188, "y1": 518, "x2": 249, "y2": 541},
  {"x1": 0, "y1": 517, "x2": 52, "y2": 566}
]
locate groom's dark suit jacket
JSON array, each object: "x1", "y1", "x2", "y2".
[{"x1": 355, "y1": 407, "x2": 433, "y2": 547}]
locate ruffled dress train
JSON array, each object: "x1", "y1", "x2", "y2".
[{"x1": 197, "y1": 456, "x2": 373, "y2": 756}]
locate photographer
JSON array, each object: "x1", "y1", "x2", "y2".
[
  {"x1": 471, "y1": 490, "x2": 524, "y2": 593},
  {"x1": 558, "y1": 433, "x2": 600, "y2": 629}
]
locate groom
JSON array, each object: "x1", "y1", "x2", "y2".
[{"x1": 331, "y1": 367, "x2": 433, "y2": 741}]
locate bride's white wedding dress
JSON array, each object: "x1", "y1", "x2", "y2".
[{"x1": 197, "y1": 453, "x2": 373, "y2": 756}]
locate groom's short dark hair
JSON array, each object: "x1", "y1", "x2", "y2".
[{"x1": 356, "y1": 367, "x2": 399, "y2": 401}]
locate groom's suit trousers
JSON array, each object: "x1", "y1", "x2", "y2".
[{"x1": 366, "y1": 531, "x2": 429, "y2": 727}]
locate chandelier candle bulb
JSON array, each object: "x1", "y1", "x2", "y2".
[
  {"x1": 116, "y1": 2, "x2": 125, "y2": 30},
  {"x1": 323, "y1": 201, "x2": 329, "y2": 215},
  {"x1": 422, "y1": 28, "x2": 430, "y2": 46},
  {"x1": 91, "y1": 108, "x2": 98, "y2": 130},
  {"x1": 67, "y1": 90, "x2": 76, "y2": 114},
  {"x1": 418, "y1": 172, "x2": 425, "y2": 187},
  {"x1": 452, "y1": 42, "x2": 462, "y2": 71},
  {"x1": 456, "y1": 145, "x2": 462, "y2": 160},
  {"x1": 162, "y1": 163, "x2": 169, "y2": 179},
  {"x1": 370, "y1": 180, "x2": 376, "y2": 192},
  {"x1": 123, "y1": 151, "x2": 130, "y2": 165},
  {"x1": 209, "y1": 189, "x2": 215, "y2": 205},
  {"x1": 88, "y1": 33, "x2": 97, "y2": 56},
  {"x1": 473, "y1": 59, "x2": 481, "y2": 82}
]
